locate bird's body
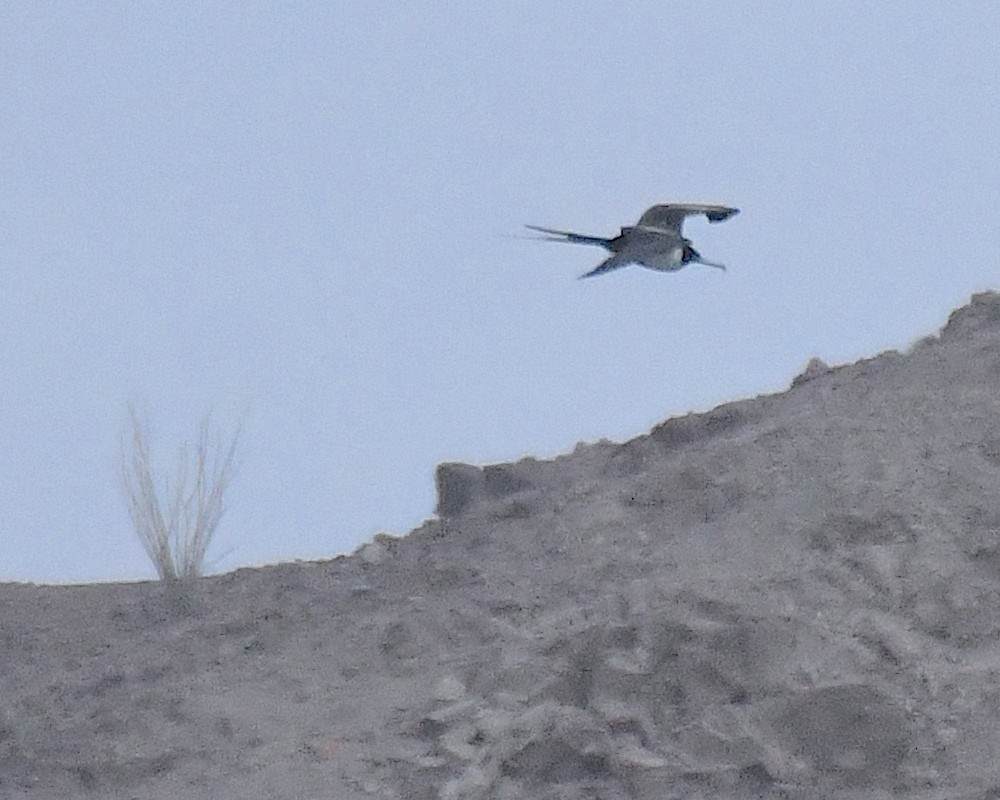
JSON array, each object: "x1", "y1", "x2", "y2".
[{"x1": 527, "y1": 203, "x2": 739, "y2": 278}]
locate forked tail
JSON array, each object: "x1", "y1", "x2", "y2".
[{"x1": 524, "y1": 224, "x2": 614, "y2": 250}]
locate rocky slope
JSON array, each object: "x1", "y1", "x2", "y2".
[{"x1": 3, "y1": 292, "x2": 1000, "y2": 799}]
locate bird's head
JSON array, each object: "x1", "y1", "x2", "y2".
[{"x1": 682, "y1": 243, "x2": 726, "y2": 271}]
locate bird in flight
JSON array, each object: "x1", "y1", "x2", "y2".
[{"x1": 526, "y1": 203, "x2": 739, "y2": 279}]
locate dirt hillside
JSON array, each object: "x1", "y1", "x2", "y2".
[{"x1": 4, "y1": 292, "x2": 1000, "y2": 799}]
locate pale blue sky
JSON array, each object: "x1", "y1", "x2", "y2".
[{"x1": 3, "y1": 3, "x2": 998, "y2": 583}]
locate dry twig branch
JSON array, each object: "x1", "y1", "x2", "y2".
[{"x1": 121, "y1": 409, "x2": 240, "y2": 580}]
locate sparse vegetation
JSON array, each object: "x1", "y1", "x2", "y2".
[{"x1": 121, "y1": 408, "x2": 240, "y2": 581}]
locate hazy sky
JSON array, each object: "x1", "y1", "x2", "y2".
[{"x1": 4, "y1": 3, "x2": 999, "y2": 583}]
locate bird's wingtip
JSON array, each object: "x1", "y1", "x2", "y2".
[{"x1": 707, "y1": 207, "x2": 740, "y2": 222}]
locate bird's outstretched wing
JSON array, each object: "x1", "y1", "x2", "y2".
[
  {"x1": 635, "y1": 204, "x2": 739, "y2": 237},
  {"x1": 524, "y1": 224, "x2": 614, "y2": 250},
  {"x1": 579, "y1": 254, "x2": 629, "y2": 279}
]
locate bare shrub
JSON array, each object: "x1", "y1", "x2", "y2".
[{"x1": 121, "y1": 409, "x2": 240, "y2": 580}]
